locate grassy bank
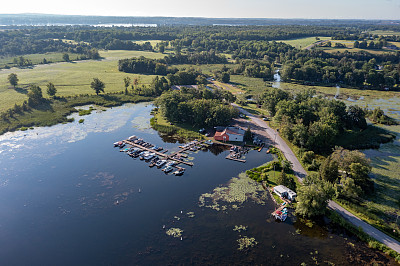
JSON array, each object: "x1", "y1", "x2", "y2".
[
  {"x1": 0, "y1": 93, "x2": 152, "y2": 135},
  {"x1": 150, "y1": 110, "x2": 204, "y2": 140}
]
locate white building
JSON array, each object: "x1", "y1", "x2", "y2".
[{"x1": 273, "y1": 185, "x2": 297, "y2": 201}]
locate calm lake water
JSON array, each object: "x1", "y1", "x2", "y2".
[{"x1": 0, "y1": 103, "x2": 395, "y2": 265}]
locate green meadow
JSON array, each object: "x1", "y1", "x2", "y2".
[
  {"x1": 0, "y1": 50, "x2": 165, "y2": 112},
  {"x1": 277, "y1": 36, "x2": 331, "y2": 49},
  {"x1": 0, "y1": 52, "x2": 72, "y2": 67}
]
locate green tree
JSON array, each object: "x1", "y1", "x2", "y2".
[
  {"x1": 46, "y1": 82, "x2": 57, "y2": 98},
  {"x1": 296, "y1": 174, "x2": 334, "y2": 218},
  {"x1": 8, "y1": 73, "x2": 18, "y2": 88},
  {"x1": 221, "y1": 72, "x2": 230, "y2": 83},
  {"x1": 63, "y1": 53, "x2": 70, "y2": 62},
  {"x1": 123, "y1": 77, "x2": 131, "y2": 95},
  {"x1": 27, "y1": 84, "x2": 43, "y2": 106},
  {"x1": 301, "y1": 151, "x2": 315, "y2": 165},
  {"x1": 319, "y1": 156, "x2": 339, "y2": 183},
  {"x1": 159, "y1": 44, "x2": 165, "y2": 53},
  {"x1": 335, "y1": 177, "x2": 362, "y2": 201},
  {"x1": 90, "y1": 78, "x2": 105, "y2": 95},
  {"x1": 244, "y1": 126, "x2": 252, "y2": 142}
]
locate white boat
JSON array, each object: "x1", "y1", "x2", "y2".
[
  {"x1": 162, "y1": 165, "x2": 174, "y2": 173},
  {"x1": 156, "y1": 160, "x2": 167, "y2": 168},
  {"x1": 173, "y1": 168, "x2": 185, "y2": 176},
  {"x1": 166, "y1": 161, "x2": 177, "y2": 167},
  {"x1": 143, "y1": 153, "x2": 155, "y2": 160}
]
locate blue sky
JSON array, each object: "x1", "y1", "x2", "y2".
[{"x1": 1, "y1": 0, "x2": 400, "y2": 20}]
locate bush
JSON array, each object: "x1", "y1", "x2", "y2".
[{"x1": 301, "y1": 151, "x2": 315, "y2": 165}]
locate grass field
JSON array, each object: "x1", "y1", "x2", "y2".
[
  {"x1": 277, "y1": 36, "x2": 331, "y2": 49},
  {"x1": 0, "y1": 52, "x2": 76, "y2": 67},
  {"x1": 0, "y1": 50, "x2": 166, "y2": 112},
  {"x1": 230, "y1": 75, "x2": 270, "y2": 95},
  {"x1": 369, "y1": 30, "x2": 400, "y2": 36},
  {"x1": 320, "y1": 47, "x2": 395, "y2": 55}
]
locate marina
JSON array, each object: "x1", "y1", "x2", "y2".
[{"x1": 115, "y1": 136, "x2": 210, "y2": 175}]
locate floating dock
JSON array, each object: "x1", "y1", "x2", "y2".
[{"x1": 123, "y1": 139, "x2": 198, "y2": 167}]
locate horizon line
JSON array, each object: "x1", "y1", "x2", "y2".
[{"x1": 0, "y1": 13, "x2": 399, "y2": 22}]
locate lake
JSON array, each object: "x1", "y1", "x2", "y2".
[{"x1": 0, "y1": 102, "x2": 394, "y2": 265}]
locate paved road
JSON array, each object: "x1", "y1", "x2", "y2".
[
  {"x1": 234, "y1": 104, "x2": 307, "y2": 178},
  {"x1": 234, "y1": 104, "x2": 400, "y2": 253}
]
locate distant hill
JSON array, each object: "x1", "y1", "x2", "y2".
[{"x1": 0, "y1": 13, "x2": 399, "y2": 27}]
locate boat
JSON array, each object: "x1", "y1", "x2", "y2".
[
  {"x1": 162, "y1": 165, "x2": 174, "y2": 173},
  {"x1": 113, "y1": 142, "x2": 120, "y2": 147},
  {"x1": 156, "y1": 160, "x2": 167, "y2": 168},
  {"x1": 206, "y1": 140, "x2": 213, "y2": 145},
  {"x1": 128, "y1": 135, "x2": 137, "y2": 140},
  {"x1": 173, "y1": 168, "x2": 185, "y2": 176},
  {"x1": 166, "y1": 161, "x2": 177, "y2": 167},
  {"x1": 144, "y1": 153, "x2": 155, "y2": 161}
]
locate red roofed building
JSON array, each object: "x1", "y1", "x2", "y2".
[{"x1": 214, "y1": 127, "x2": 244, "y2": 142}]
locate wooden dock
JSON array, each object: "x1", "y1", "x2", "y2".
[
  {"x1": 123, "y1": 140, "x2": 195, "y2": 167},
  {"x1": 271, "y1": 205, "x2": 285, "y2": 216}
]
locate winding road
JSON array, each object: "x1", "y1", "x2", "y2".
[{"x1": 235, "y1": 104, "x2": 400, "y2": 253}]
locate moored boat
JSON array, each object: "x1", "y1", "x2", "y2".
[{"x1": 162, "y1": 165, "x2": 173, "y2": 173}]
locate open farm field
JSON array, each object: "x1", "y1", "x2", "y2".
[
  {"x1": 230, "y1": 75, "x2": 269, "y2": 95},
  {"x1": 0, "y1": 52, "x2": 74, "y2": 67},
  {"x1": 0, "y1": 50, "x2": 165, "y2": 112},
  {"x1": 369, "y1": 30, "x2": 400, "y2": 36},
  {"x1": 277, "y1": 36, "x2": 331, "y2": 49},
  {"x1": 320, "y1": 47, "x2": 394, "y2": 55}
]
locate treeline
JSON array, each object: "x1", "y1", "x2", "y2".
[
  {"x1": 0, "y1": 31, "x2": 94, "y2": 56},
  {"x1": 118, "y1": 51, "x2": 227, "y2": 74},
  {"x1": 104, "y1": 39, "x2": 153, "y2": 51},
  {"x1": 0, "y1": 25, "x2": 358, "y2": 56},
  {"x1": 155, "y1": 87, "x2": 237, "y2": 128},
  {"x1": 281, "y1": 51, "x2": 400, "y2": 89}
]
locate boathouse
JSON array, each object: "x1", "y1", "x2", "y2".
[
  {"x1": 214, "y1": 127, "x2": 245, "y2": 142},
  {"x1": 273, "y1": 185, "x2": 297, "y2": 201}
]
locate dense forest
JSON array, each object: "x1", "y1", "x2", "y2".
[{"x1": 155, "y1": 87, "x2": 237, "y2": 127}]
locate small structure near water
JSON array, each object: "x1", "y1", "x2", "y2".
[
  {"x1": 273, "y1": 185, "x2": 297, "y2": 201},
  {"x1": 214, "y1": 127, "x2": 245, "y2": 142}
]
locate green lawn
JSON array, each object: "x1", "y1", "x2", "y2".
[
  {"x1": 277, "y1": 36, "x2": 331, "y2": 49},
  {"x1": 0, "y1": 50, "x2": 166, "y2": 112}
]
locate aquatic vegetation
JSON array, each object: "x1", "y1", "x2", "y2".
[
  {"x1": 233, "y1": 225, "x2": 248, "y2": 232},
  {"x1": 131, "y1": 116, "x2": 151, "y2": 131},
  {"x1": 198, "y1": 173, "x2": 267, "y2": 211},
  {"x1": 78, "y1": 119, "x2": 84, "y2": 123},
  {"x1": 166, "y1": 228, "x2": 183, "y2": 238},
  {"x1": 237, "y1": 236, "x2": 258, "y2": 250},
  {"x1": 78, "y1": 106, "x2": 95, "y2": 116},
  {"x1": 174, "y1": 216, "x2": 181, "y2": 221},
  {"x1": 186, "y1": 212, "x2": 195, "y2": 218}
]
